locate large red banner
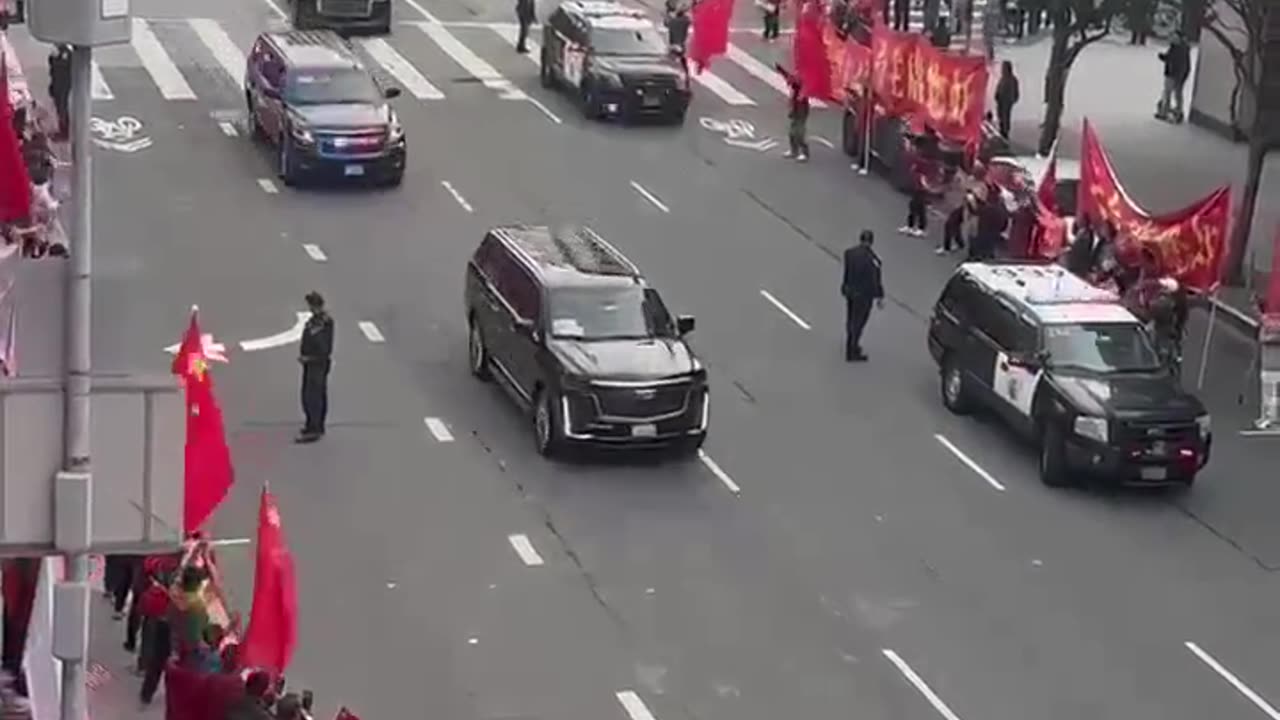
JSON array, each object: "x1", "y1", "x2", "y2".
[{"x1": 1078, "y1": 120, "x2": 1230, "y2": 292}]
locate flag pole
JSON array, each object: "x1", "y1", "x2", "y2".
[
  {"x1": 859, "y1": 98, "x2": 871, "y2": 175},
  {"x1": 1196, "y1": 292, "x2": 1219, "y2": 391}
]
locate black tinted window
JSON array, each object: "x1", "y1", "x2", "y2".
[
  {"x1": 938, "y1": 276, "x2": 978, "y2": 320},
  {"x1": 548, "y1": 287, "x2": 675, "y2": 340},
  {"x1": 589, "y1": 25, "x2": 667, "y2": 54},
  {"x1": 981, "y1": 299, "x2": 1035, "y2": 353},
  {"x1": 286, "y1": 69, "x2": 381, "y2": 105},
  {"x1": 1044, "y1": 322, "x2": 1161, "y2": 373}
]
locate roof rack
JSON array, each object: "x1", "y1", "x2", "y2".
[
  {"x1": 500, "y1": 225, "x2": 641, "y2": 280},
  {"x1": 961, "y1": 262, "x2": 1118, "y2": 307},
  {"x1": 562, "y1": 0, "x2": 647, "y2": 17}
]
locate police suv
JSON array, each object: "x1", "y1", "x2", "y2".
[
  {"x1": 540, "y1": 1, "x2": 692, "y2": 124},
  {"x1": 927, "y1": 262, "x2": 1211, "y2": 488}
]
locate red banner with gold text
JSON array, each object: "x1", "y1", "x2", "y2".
[{"x1": 1078, "y1": 120, "x2": 1230, "y2": 292}]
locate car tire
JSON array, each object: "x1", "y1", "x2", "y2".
[
  {"x1": 940, "y1": 357, "x2": 971, "y2": 415},
  {"x1": 670, "y1": 109, "x2": 687, "y2": 126},
  {"x1": 534, "y1": 388, "x2": 563, "y2": 458},
  {"x1": 1038, "y1": 424, "x2": 1072, "y2": 488},
  {"x1": 539, "y1": 50, "x2": 554, "y2": 88},
  {"x1": 468, "y1": 320, "x2": 491, "y2": 381},
  {"x1": 279, "y1": 136, "x2": 299, "y2": 187}
]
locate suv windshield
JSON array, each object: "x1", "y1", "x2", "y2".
[
  {"x1": 286, "y1": 69, "x2": 382, "y2": 105},
  {"x1": 590, "y1": 26, "x2": 668, "y2": 55},
  {"x1": 549, "y1": 286, "x2": 675, "y2": 340},
  {"x1": 1043, "y1": 322, "x2": 1162, "y2": 373}
]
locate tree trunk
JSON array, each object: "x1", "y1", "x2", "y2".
[
  {"x1": 1038, "y1": 30, "x2": 1071, "y2": 155},
  {"x1": 1224, "y1": 137, "x2": 1271, "y2": 285}
]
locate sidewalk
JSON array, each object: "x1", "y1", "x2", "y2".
[
  {"x1": 87, "y1": 590, "x2": 165, "y2": 720},
  {"x1": 994, "y1": 36, "x2": 1280, "y2": 332}
]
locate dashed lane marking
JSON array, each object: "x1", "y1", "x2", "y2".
[
  {"x1": 629, "y1": 180, "x2": 670, "y2": 213},
  {"x1": 697, "y1": 450, "x2": 741, "y2": 495},
  {"x1": 217, "y1": 121, "x2": 238, "y2": 137},
  {"x1": 441, "y1": 180, "x2": 474, "y2": 213},
  {"x1": 933, "y1": 433, "x2": 1007, "y2": 492},
  {"x1": 256, "y1": 178, "x2": 279, "y2": 194},
  {"x1": 1185, "y1": 641, "x2": 1280, "y2": 720},
  {"x1": 209, "y1": 538, "x2": 252, "y2": 547},
  {"x1": 616, "y1": 690, "x2": 658, "y2": 720},
  {"x1": 301, "y1": 244, "x2": 327, "y2": 262},
  {"x1": 131, "y1": 19, "x2": 198, "y2": 100},
  {"x1": 507, "y1": 534, "x2": 545, "y2": 566},
  {"x1": 759, "y1": 289, "x2": 812, "y2": 330},
  {"x1": 358, "y1": 321, "x2": 386, "y2": 343},
  {"x1": 882, "y1": 649, "x2": 964, "y2": 720},
  {"x1": 424, "y1": 417, "x2": 455, "y2": 442}
]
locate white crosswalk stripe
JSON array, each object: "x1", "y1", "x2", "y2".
[
  {"x1": 411, "y1": 21, "x2": 527, "y2": 100},
  {"x1": 189, "y1": 18, "x2": 247, "y2": 92},
  {"x1": 130, "y1": 18, "x2": 198, "y2": 100},
  {"x1": 725, "y1": 43, "x2": 827, "y2": 108},
  {"x1": 359, "y1": 37, "x2": 446, "y2": 99},
  {"x1": 489, "y1": 23, "x2": 541, "y2": 66},
  {"x1": 690, "y1": 70, "x2": 755, "y2": 106}
]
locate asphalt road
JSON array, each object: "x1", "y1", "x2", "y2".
[{"x1": 11, "y1": 0, "x2": 1280, "y2": 718}]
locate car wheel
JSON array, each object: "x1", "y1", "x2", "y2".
[
  {"x1": 940, "y1": 357, "x2": 971, "y2": 415},
  {"x1": 670, "y1": 109, "x2": 687, "y2": 126},
  {"x1": 534, "y1": 389, "x2": 562, "y2": 458},
  {"x1": 1038, "y1": 424, "x2": 1072, "y2": 488},
  {"x1": 539, "y1": 50, "x2": 554, "y2": 88},
  {"x1": 278, "y1": 136, "x2": 298, "y2": 186},
  {"x1": 468, "y1": 320, "x2": 491, "y2": 380}
]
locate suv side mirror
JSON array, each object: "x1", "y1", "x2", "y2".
[
  {"x1": 384, "y1": 86, "x2": 402, "y2": 99},
  {"x1": 676, "y1": 315, "x2": 696, "y2": 335}
]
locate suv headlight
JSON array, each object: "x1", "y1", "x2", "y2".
[
  {"x1": 290, "y1": 121, "x2": 313, "y2": 144},
  {"x1": 1196, "y1": 414, "x2": 1212, "y2": 439},
  {"x1": 388, "y1": 111, "x2": 404, "y2": 142},
  {"x1": 1073, "y1": 416, "x2": 1108, "y2": 443}
]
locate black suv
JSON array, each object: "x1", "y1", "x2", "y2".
[
  {"x1": 465, "y1": 224, "x2": 708, "y2": 456},
  {"x1": 927, "y1": 262, "x2": 1211, "y2": 488},
  {"x1": 540, "y1": 0, "x2": 691, "y2": 124},
  {"x1": 245, "y1": 30, "x2": 405, "y2": 187}
]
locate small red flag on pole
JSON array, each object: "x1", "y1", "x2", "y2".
[
  {"x1": 689, "y1": 0, "x2": 734, "y2": 73},
  {"x1": 171, "y1": 307, "x2": 235, "y2": 532}
]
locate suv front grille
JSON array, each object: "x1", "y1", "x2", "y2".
[
  {"x1": 317, "y1": 129, "x2": 386, "y2": 155},
  {"x1": 625, "y1": 75, "x2": 677, "y2": 91},
  {"x1": 1117, "y1": 419, "x2": 1199, "y2": 453},
  {"x1": 592, "y1": 384, "x2": 690, "y2": 421},
  {"x1": 317, "y1": 0, "x2": 374, "y2": 17}
]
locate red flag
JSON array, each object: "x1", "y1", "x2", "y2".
[
  {"x1": 241, "y1": 488, "x2": 298, "y2": 676},
  {"x1": 171, "y1": 309, "x2": 234, "y2": 532},
  {"x1": 0, "y1": 53, "x2": 32, "y2": 225},
  {"x1": 792, "y1": 0, "x2": 834, "y2": 101},
  {"x1": 689, "y1": 0, "x2": 734, "y2": 73},
  {"x1": 1264, "y1": 223, "x2": 1280, "y2": 316},
  {"x1": 1037, "y1": 147, "x2": 1059, "y2": 215}
]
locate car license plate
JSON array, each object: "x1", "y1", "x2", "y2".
[
  {"x1": 642, "y1": 95, "x2": 662, "y2": 108},
  {"x1": 631, "y1": 423, "x2": 657, "y2": 438},
  {"x1": 1140, "y1": 466, "x2": 1168, "y2": 481},
  {"x1": 344, "y1": 164, "x2": 365, "y2": 177}
]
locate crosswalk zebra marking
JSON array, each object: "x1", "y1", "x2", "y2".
[
  {"x1": 725, "y1": 44, "x2": 827, "y2": 108},
  {"x1": 489, "y1": 24, "x2": 541, "y2": 66},
  {"x1": 189, "y1": 19, "x2": 247, "y2": 92},
  {"x1": 410, "y1": 21, "x2": 528, "y2": 100},
  {"x1": 359, "y1": 38, "x2": 445, "y2": 99},
  {"x1": 131, "y1": 18, "x2": 198, "y2": 100},
  {"x1": 690, "y1": 70, "x2": 755, "y2": 106},
  {"x1": 90, "y1": 62, "x2": 114, "y2": 101}
]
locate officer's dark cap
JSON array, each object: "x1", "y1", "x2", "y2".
[
  {"x1": 304, "y1": 291, "x2": 325, "y2": 308},
  {"x1": 859, "y1": 230, "x2": 874, "y2": 245}
]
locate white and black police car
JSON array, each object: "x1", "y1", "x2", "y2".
[
  {"x1": 927, "y1": 262, "x2": 1211, "y2": 488},
  {"x1": 539, "y1": 0, "x2": 691, "y2": 124}
]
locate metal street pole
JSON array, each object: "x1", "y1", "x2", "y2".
[{"x1": 59, "y1": 42, "x2": 94, "y2": 720}]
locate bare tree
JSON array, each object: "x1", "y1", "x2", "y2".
[
  {"x1": 1037, "y1": 0, "x2": 1128, "y2": 155},
  {"x1": 1201, "y1": 0, "x2": 1274, "y2": 283}
]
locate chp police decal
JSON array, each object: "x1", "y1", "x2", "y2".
[{"x1": 993, "y1": 351, "x2": 1041, "y2": 418}]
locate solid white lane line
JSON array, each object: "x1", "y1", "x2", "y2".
[
  {"x1": 629, "y1": 181, "x2": 670, "y2": 213},
  {"x1": 302, "y1": 244, "x2": 327, "y2": 262},
  {"x1": 490, "y1": 24, "x2": 541, "y2": 64},
  {"x1": 131, "y1": 19, "x2": 197, "y2": 100},
  {"x1": 411, "y1": 22, "x2": 527, "y2": 99},
  {"x1": 697, "y1": 450, "x2": 741, "y2": 494},
  {"x1": 358, "y1": 321, "x2": 386, "y2": 343},
  {"x1": 507, "y1": 534, "x2": 545, "y2": 566},
  {"x1": 933, "y1": 434, "x2": 1006, "y2": 491},
  {"x1": 527, "y1": 97, "x2": 564, "y2": 125},
  {"x1": 759, "y1": 290, "x2": 812, "y2": 330},
  {"x1": 359, "y1": 38, "x2": 445, "y2": 99},
  {"x1": 812, "y1": 135, "x2": 835, "y2": 148},
  {"x1": 424, "y1": 417, "x2": 455, "y2": 442},
  {"x1": 1185, "y1": 642, "x2": 1280, "y2": 720},
  {"x1": 616, "y1": 691, "x2": 658, "y2": 720},
  {"x1": 189, "y1": 19, "x2": 246, "y2": 92},
  {"x1": 256, "y1": 178, "x2": 279, "y2": 194},
  {"x1": 882, "y1": 649, "x2": 964, "y2": 720},
  {"x1": 691, "y1": 71, "x2": 755, "y2": 106},
  {"x1": 218, "y1": 121, "x2": 238, "y2": 137},
  {"x1": 90, "y1": 62, "x2": 114, "y2": 100},
  {"x1": 725, "y1": 44, "x2": 827, "y2": 108},
  {"x1": 399, "y1": 0, "x2": 442, "y2": 21},
  {"x1": 441, "y1": 181, "x2": 474, "y2": 213},
  {"x1": 257, "y1": 0, "x2": 288, "y2": 19}
]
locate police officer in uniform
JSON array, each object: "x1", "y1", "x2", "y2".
[
  {"x1": 515, "y1": 0, "x2": 537, "y2": 53},
  {"x1": 841, "y1": 230, "x2": 885, "y2": 362},
  {"x1": 297, "y1": 292, "x2": 334, "y2": 443}
]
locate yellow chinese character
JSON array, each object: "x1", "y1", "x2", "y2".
[{"x1": 925, "y1": 61, "x2": 947, "y2": 121}]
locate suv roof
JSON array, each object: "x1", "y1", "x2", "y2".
[
  {"x1": 558, "y1": 0, "x2": 651, "y2": 26},
  {"x1": 958, "y1": 262, "x2": 1139, "y2": 325},
  {"x1": 262, "y1": 30, "x2": 361, "y2": 70},
  {"x1": 490, "y1": 224, "x2": 644, "y2": 287}
]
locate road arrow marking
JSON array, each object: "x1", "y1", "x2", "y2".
[
  {"x1": 239, "y1": 312, "x2": 311, "y2": 352},
  {"x1": 724, "y1": 137, "x2": 777, "y2": 152},
  {"x1": 163, "y1": 333, "x2": 229, "y2": 362}
]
